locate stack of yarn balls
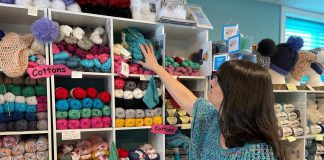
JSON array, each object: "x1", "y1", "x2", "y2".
[
  {"x1": 55, "y1": 87, "x2": 112, "y2": 129},
  {"x1": 126, "y1": 144, "x2": 160, "y2": 160},
  {"x1": 0, "y1": 135, "x2": 49, "y2": 160},
  {"x1": 274, "y1": 103, "x2": 304, "y2": 138},
  {"x1": 305, "y1": 139, "x2": 324, "y2": 160},
  {"x1": 306, "y1": 102, "x2": 324, "y2": 136},
  {"x1": 165, "y1": 147, "x2": 188, "y2": 160},
  {"x1": 114, "y1": 78, "x2": 163, "y2": 128},
  {"x1": 53, "y1": 25, "x2": 111, "y2": 73},
  {"x1": 165, "y1": 97, "x2": 191, "y2": 126},
  {"x1": 165, "y1": 56, "x2": 200, "y2": 76},
  {"x1": 0, "y1": 75, "x2": 48, "y2": 132},
  {"x1": 58, "y1": 134, "x2": 109, "y2": 160}
]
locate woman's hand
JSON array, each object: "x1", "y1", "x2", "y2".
[{"x1": 137, "y1": 44, "x2": 161, "y2": 72}]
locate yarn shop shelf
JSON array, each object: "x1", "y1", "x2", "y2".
[{"x1": 0, "y1": 4, "x2": 53, "y2": 160}]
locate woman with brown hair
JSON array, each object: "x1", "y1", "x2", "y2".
[{"x1": 138, "y1": 44, "x2": 284, "y2": 160}]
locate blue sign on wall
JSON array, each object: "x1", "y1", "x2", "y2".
[{"x1": 213, "y1": 55, "x2": 228, "y2": 71}]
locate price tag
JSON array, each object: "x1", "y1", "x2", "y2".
[
  {"x1": 120, "y1": 48, "x2": 132, "y2": 60},
  {"x1": 181, "y1": 124, "x2": 191, "y2": 129},
  {"x1": 71, "y1": 71, "x2": 82, "y2": 79},
  {"x1": 62, "y1": 130, "x2": 81, "y2": 140},
  {"x1": 140, "y1": 75, "x2": 152, "y2": 81},
  {"x1": 316, "y1": 134, "x2": 324, "y2": 141},
  {"x1": 121, "y1": 62, "x2": 129, "y2": 77},
  {"x1": 286, "y1": 84, "x2": 297, "y2": 91},
  {"x1": 286, "y1": 136, "x2": 296, "y2": 142},
  {"x1": 28, "y1": 6, "x2": 38, "y2": 16},
  {"x1": 306, "y1": 85, "x2": 315, "y2": 91}
]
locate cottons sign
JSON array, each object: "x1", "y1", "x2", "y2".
[{"x1": 27, "y1": 64, "x2": 72, "y2": 79}]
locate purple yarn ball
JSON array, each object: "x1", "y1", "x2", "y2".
[
  {"x1": 63, "y1": 0, "x2": 75, "y2": 6},
  {"x1": 31, "y1": 17, "x2": 59, "y2": 43},
  {"x1": 286, "y1": 36, "x2": 304, "y2": 52},
  {"x1": 0, "y1": 0, "x2": 14, "y2": 4}
]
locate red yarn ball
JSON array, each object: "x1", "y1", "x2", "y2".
[
  {"x1": 86, "y1": 88, "x2": 98, "y2": 98},
  {"x1": 98, "y1": 91, "x2": 111, "y2": 104},
  {"x1": 55, "y1": 87, "x2": 69, "y2": 100},
  {"x1": 118, "y1": 148, "x2": 129, "y2": 158},
  {"x1": 174, "y1": 57, "x2": 183, "y2": 65},
  {"x1": 114, "y1": 78, "x2": 125, "y2": 89},
  {"x1": 71, "y1": 87, "x2": 86, "y2": 99}
]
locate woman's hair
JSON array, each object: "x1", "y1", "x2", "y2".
[{"x1": 217, "y1": 60, "x2": 284, "y2": 159}]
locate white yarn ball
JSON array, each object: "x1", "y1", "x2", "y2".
[
  {"x1": 115, "y1": 89, "x2": 124, "y2": 98},
  {"x1": 0, "y1": 95, "x2": 4, "y2": 105},
  {"x1": 130, "y1": 0, "x2": 142, "y2": 11},
  {"x1": 33, "y1": 0, "x2": 51, "y2": 8},
  {"x1": 26, "y1": 96, "x2": 38, "y2": 105},
  {"x1": 30, "y1": 40, "x2": 45, "y2": 54},
  {"x1": 60, "y1": 25, "x2": 73, "y2": 37},
  {"x1": 123, "y1": 91, "x2": 133, "y2": 99},
  {"x1": 4, "y1": 92, "x2": 15, "y2": 102},
  {"x1": 72, "y1": 27, "x2": 85, "y2": 40},
  {"x1": 51, "y1": 0, "x2": 66, "y2": 10},
  {"x1": 133, "y1": 88, "x2": 143, "y2": 99},
  {"x1": 15, "y1": 0, "x2": 32, "y2": 6},
  {"x1": 15, "y1": 96, "x2": 26, "y2": 104},
  {"x1": 94, "y1": 27, "x2": 105, "y2": 35},
  {"x1": 90, "y1": 31, "x2": 103, "y2": 45},
  {"x1": 67, "y1": 3, "x2": 81, "y2": 12}
]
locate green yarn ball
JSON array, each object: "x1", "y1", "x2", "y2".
[
  {"x1": 181, "y1": 60, "x2": 189, "y2": 67},
  {"x1": 68, "y1": 109, "x2": 81, "y2": 119},
  {"x1": 171, "y1": 62, "x2": 180, "y2": 68},
  {"x1": 81, "y1": 108, "x2": 92, "y2": 118},
  {"x1": 35, "y1": 85, "x2": 47, "y2": 96},
  {"x1": 188, "y1": 61, "x2": 194, "y2": 68},
  {"x1": 56, "y1": 111, "x2": 68, "y2": 119},
  {"x1": 0, "y1": 84, "x2": 6, "y2": 94},
  {"x1": 165, "y1": 61, "x2": 171, "y2": 67},
  {"x1": 102, "y1": 105, "x2": 111, "y2": 116},
  {"x1": 6, "y1": 84, "x2": 13, "y2": 91},
  {"x1": 166, "y1": 56, "x2": 174, "y2": 62},
  {"x1": 9, "y1": 85, "x2": 22, "y2": 96},
  {"x1": 22, "y1": 86, "x2": 35, "y2": 97},
  {"x1": 91, "y1": 109, "x2": 102, "y2": 117},
  {"x1": 192, "y1": 63, "x2": 200, "y2": 70}
]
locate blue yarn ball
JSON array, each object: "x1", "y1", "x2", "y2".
[
  {"x1": 56, "y1": 99, "x2": 69, "y2": 111},
  {"x1": 66, "y1": 56, "x2": 79, "y2": 68},
  {"x1": 4, "y1": 113, "x2": 12, "y2": 123},
  {"x1": 31, "y1": 17, "x2": 59, "y2": 43},
  {"x1": 4, "y1": 102, "x2": 15, "y2": 113},
  {"x1": 29, "y1": 55, "x2": 37, "y2": 62},
  {"x1": 54, "y1": 60, "x2": 67, "y2": 65},
  {"x1": 80, "y1": 59, "x2": 94, "y2": 68},
  {"x1": 69, "y1": 98, "x2": 82, "y2": 110},
  {"x1": 25, "y1": 105, "x2": 36, "y2": 113},
  {"x1": 12, "y1": 111, "x2": 25, "y2": 121},
  {"x1": 0, "y1": 30, "x2": 4, "y2": 41},
  {"x1": 81, "y1": 98, "x2": 93, "y2": 109},
  {"x1": 93, "y1": 98, "x2": 104, "y2": 109},
  {"x1": 25, "y1": 112, "x2": 37, "y2": 121},
  {"x1": 0, "y1": 0, "x2": 14, "y2": 4},
  {"x1": 286, "y1": 36, "x2": 304, "y2": 52},
  {"x1": 0, "y1": 114, "x2": 6, "y2": 123},
  {"x1": 94, "y1": 58, "x2": 102, "y2": 68},
  {"x1": 101, "y1": 58, "x2": 112, "y2": 72},
  {"x1": 0, "y1": 105, "x2": 4, "y2": 114},
  {"x1": 54, "y1": 52, "x2": 70, "y2": 60},
  {"x1": 63, "y1": 0, "x2": 74, "y2": 6},
  {"x1": 15, "y1": 103, "x2": 26, "y2": 112}
]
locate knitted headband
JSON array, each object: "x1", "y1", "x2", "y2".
[{"x1": 311, "y1": 62, "x2": 323, "y2": 75}]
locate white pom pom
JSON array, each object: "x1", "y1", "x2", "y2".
[
  {"x1": 15, "y1": 0, "x2": 32, "y2": 6},
  {"x1": 51, "y1": 0, "x2": 66, "y2": 10},
  {"x1": 94, "y1": 26, "x2": 105, "y2": 35},
  {"x1": 30, "y1": 40, "x2": 45, "y2": 54},
  {"x1": 90, "y1": 31, "x2": 103, "y2": 45},
  {"x1": 67, "y1": 3, "x2": 81, "y2": 12},
  {"x1": 33, "y1": 0, "x2": 51, "y2": 8},
  {"x1": 72, "y1": 27, "x2": 85, "y2": 40},
  {"x1": 60, "y1": 25, "x2": 73, "y2": 37}
]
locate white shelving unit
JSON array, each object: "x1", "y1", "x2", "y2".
[{"x1": 0, "y1": 3, "x2": 52, "y2": 159}]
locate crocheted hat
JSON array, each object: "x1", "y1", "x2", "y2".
[
  {"x1": 0, "y1": 32, "x2": 34, "y2": 77},
  {"x1": 290, "y1": 50, "x2": 316, "y2": 81},
  {"x1": 270, "y1": 36, "x2": 304, "y2": 76},
  {"x1": 255, "y1": 39, "x2": 276, "y2": 69}
]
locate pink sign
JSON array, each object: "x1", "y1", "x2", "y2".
[
  {"x1": 151, "y1": 125, "x2": 178, "y2": 135},
  {"x1": 27, "y1": 64, "x2": 72, "y2": 79}
]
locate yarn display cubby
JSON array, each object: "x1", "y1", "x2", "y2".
[{"x1": 0, "y1": 3, "x2": 52, "y2": 159}]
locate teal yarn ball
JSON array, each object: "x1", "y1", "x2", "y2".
[
  {"x1": 25, "y1": 105, "x2": 36, "y2": 113},
  {"x1": 4, "y1": 102, "x2": 15, "y2": 113},
  {"x1": 53, "y1": 51, "x2": 70, "y2": 60},
  {"x1": 56, "y1": 99, "x2": 69, "y2": 111},
  {"x1": 0, "y1": 105, "x2": 4, "y2": 114},
  {"x1": 22, "y1": 86, "x2": 36, "y2": 97},
  {"x1": 91, "y1": 109, "x2": 102, "y2": 117},
  {"x1": 35, "y1": 85, "x2": 47, "y2": 96},
  {"x1": 81, "y1": 98, "x2": 93, "y2": 109},
  {"x1": 94, "y1": 58, "x2": 102, "y2": 68},
  {"x1": 69, "y1": 98, "x2": 82, "y2": 110},
  {"x1": 171, "y1": 62, "x2": 180, "y2": 68},
  {"x1": 68, "y1": 109, "x2": 81, "y2": 119},
  {"x1": 15, "y1": 103, "x2": 26, "y2": 112},
  {"x1": 81, "y1": 108, "x2": 91, "y2": 118},
  {"x1": 101, "y1": 58, "x2": 112, "y2": 72},
  {"x1": 93, "y1": 98, "x2": 104, "y2": 109},
  {"x1": 56, "y1": 111, "x2": 68, "y2": 119},
  {"x1": 0, "y1": 84, "x2": 6, "y2": 94},
  {"x1": 102, "y1": 105, "x2": 111, "y2": 116},
  {"x1": 6, "y1": 84, "x2": 13, "y2": 91},
  {"x1": 9, "y1": 85, "x2": 22, "y2": 96},
  {"x1": 80, "y1": 59, "x2": 94, "y2": 68}
]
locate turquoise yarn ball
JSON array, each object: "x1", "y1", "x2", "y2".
[
  {"x1": 25, "y1": 105, "x2": 36, "y2": 113},
  {"x1": 80, "y1": 59, "x2": 94, "y2": 68},
  {"x1": 81, "y1": 98, "x2": 93, "y2": 109},
  {"x1": 56, "y1": 99, "x2": 69, "y2": 111},
  {"x1": 93, "y1": 98, "x2": 104, "y2": 110},
  {"x1": 69, "y1": 98, "x2": 82, "y2": 110},
  {"x1": 102, "y1": 105, "x2": 111, "y2": 116},
  {"x1": 94, "y1": 58, "x2": 102, "y2": 68},
  {"x1": 4, "y1": 102, "x2": 15, "y2": 113},
  {"x1": 15, "y1": 103, "x2": 26, "y2": 112},
  {"x1": 54, "y1": 52, "x2": 70, "y2": 60},
  {"x1": 0, "y1": 105, "x2": 4, "y2": 114}
]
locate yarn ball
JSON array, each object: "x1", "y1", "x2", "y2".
[
  {"x1": 56, "y1": 119, "x2": 68, "y2": 130},
  {"x1": 115, "y1": 107, "x2": 126, "y2": 119},
  {"x1": 37, "y1": 96, "x2": 47, "y2": 103},
  {"x1": 80, "y1": 108, "x2": 92, "y2": 119},
  {"x1": 4, "y1": 102, "x2": 15, "y2": 113},
  {"x1": 257, "y1": 39, "x2": 276, "y2": 57},
  {"x1": 51, "y1": 0, "x2": 66, "y2": 10},
  {"x1": 71, "y1": 87, "x2": 86, "y2": 99},
  {"x1": 0, "y1": 123, "x2": 6, "y2": 131},
  {"x1": 80, "y1": 118, "x2": 91, "y2": 129},
  {"x1": 93, "y1": 98, "x2": 104, "y2": 109},
  {"x1": 102, "y1": 105, "x2": 111, "y2": 116},
  {"x1": 68, "y1": 119, "x2": 80, "y2": 129},
  {"x1": 124, "y1": 81, "x2": 136, "y2": 91},
  {"x1": 286, "y1": 36, "x2": 304, "y2": 52},
  {"x1": 37, "y1": 112, "x2": 47, "y2": 120},
  {"x1": 68, "y1": 109, "x2": 81, "y2": 119},
  {"x1": 13, "y1": 111, "x2": 25, "y2": 121},
  {"x1": 22, "y1": 86, "x2": 36, "y2": 97},
  {"x1": 145, "y1": 109, "x2": 155, "y2": 117},
  {"x1": 26, "y1": 96, "x2": 38, "y2": 105},
  {"x1": 56, "y1": 99, "x2": 69, "y2": 111},
  {"x1": 7, "y1": 121, "x2": 15, "y2": 131},
  {"x1": 91, "y1": 117, "x2": 103, "y2": 128},
  {"x1": 37, "y1": 120, "x2": 48, "y2": 130},
  {"x1": 69, "y1": 98, "x2": 82, "y2": 110},
  {"x1": 115, "y1": 78, "x2": 125, "y2": 89},
  {"x1": 86, "y1": 88, "x2": 97, "y2": 98},
  {"x1": 144, "y1": 117, "x2": 153, "y2": 126},
  {"x1": 125, "y1": 109, "x2": 135, "y2": 118},
  {"x1": 26, "y1": 112, "x2": 37, "y2": 121},
  {"x1": 81, "y1": 98, "x2": 93, "y2": 109},
  {"x1": 125, "y1": 118, "x2": 135, "y2": 127},
  {"x1": 135, "y1": 109, "x2": 145, "y2": 118},
  {"x1": 9, "y1": 85, "x2": 22, "y2": 96},
  {"x1": 4, "y1": 92, "x2": 15, "y2": 102},
  {"x1": 32, "y1": 17, "x2": 59, "y2": 43},
  {"x1": 36, "y1": 103, "x2": 47, "y2": 112},
  {"x1": 56, "y1": 111, "x2": 68, "y2": 119},
  {"x1": 14, "y1": 103, "x2": 26, "y2": 112},
  {"x1": 35, "y1": 86, "x2": 46, "y2": 96},
  {"x1": 67, "y1": 2, "x2": 81, "y2": 12},
  {"x1": 102, "y1": 116, "x2": 112, "y2": 128},
  {"x1": 98, "y1": 92, "x2": 111, "y2": 104},
  {"x1": 15, "y1": 119, "x2": 28, "y2": 131},
  {"x1": 91, "y1": 109, "x2": 102, "y2": 117}
]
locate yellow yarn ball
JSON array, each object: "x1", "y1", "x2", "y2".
[
  {"x1": 153, "y1": 116, "x2": 163, "y2": 125},
  {"x1": 115, "y1": 119, "x2": 125, "y2": 128},
  {"x1": 125, "y1": 118, "x2": 136, "y2": 127},
  {"x1": 135, "y1": 118, "x2": 144, "y2": 127},
  {"x1": 144, "y1": 117, "x2": 153, "y2": 126}
]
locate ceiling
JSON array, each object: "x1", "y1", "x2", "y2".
[{"x1": 257, "y1": 0, "x2": 324, "y2": 14}]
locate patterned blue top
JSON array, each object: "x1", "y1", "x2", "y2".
[{"x1": 189, "y1": 98, "x2": 277, "y2": 160}]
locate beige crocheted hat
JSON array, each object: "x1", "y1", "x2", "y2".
[
  {"x1": 0, "y1": 32, "x2": 34, "y2": 78},
  {"x1": 290, "y1": 50, "x2": 316, "y2": 81}
]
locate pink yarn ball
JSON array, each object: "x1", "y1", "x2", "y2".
[
  {"x1": 102, "y1": 116, "x2": 111, "y2": 128},
  {"x1": 80, "y1": 118, "x2": 91, "y2": 129},
  {"x1": 68, "y1": 120, "x2": 80, "y2": 129},
  {"x1": 138, "y1": 67, "x2": 144, "y2": 74},
  {"x1": 89, "y1": 45, "x2": 99, "y2": 55},
  {"x1": 174, "y1": 71, "x2": 180, "y2": 76},
  {"x1": 37, "y1": 96, "x2": 47, "y2": 103},
  {"x1": 98, "y1": 46, "x2": 109, "y2": 55},
  {"x1": 91, "y1": 117, "x2": 103, "y2": 128},
  {"x1": 98, "y1": 54, "x2": 109, "y2": 63},
  {"x1": 56, "y1": 119, "x2": 68, "y2": 130},
  {"x1": 36, "y1": 103, "x2": 47, "y2": 112},
  {"x1": 66, "y1": 44, "x2": 77, "y2": 52},
  {"x1": 28, "y1": 62, "x2": 39, "y2": 68},
  {"x1": 86, "y1": 54, "x2": 95, "y2": 60},
  {"x1": 168, "y1": 65, "x2": 175, "y2": 71},
  {"x1": 56, "y1": 42, "x2": 66, "y2": 51},
  {"x1": 144, "y1": 70, "x2": 154, "y2": 75},
  {"x1": 114, "y1": 55, "x2": 123, "y2": 61},
  {"x1": 76, "y1": 48, "x2": 87, "y2": 59},
  {"x1": 52, "y1": 44, "x2": 60, "y2": 54},
  {"x1": 186, "y1": 67, "x2": 192, "y2": 73}
]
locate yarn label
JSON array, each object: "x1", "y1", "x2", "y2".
[
  {"x1": 71, "y1": 71, "x2": 83, "y2": 79},
  {"x1": 27, "y1": 65, "x2": 72, "y2": 79},
  {"x1": 151, "y1": 124, "x2": 177, "y2": 135},
  {"x1": 28, "y1": 6, "x2": 38, "y2": 16},
  {"x1": 62, "y1": 130, "x2": 81, "y2": 140},
  {"x1": 286, "y1": 136, "x2": 296, "y2": 142},
  {"x1": 181, "y1": 124, "x2": 191, "y2": 129},
  {"x1": 286, "y1": 84, "x2": 298, "y2": 91},
  {"x1": 121, "y1": 62, "x2": 129, "y2": 77},
  {"x1": 316, "y1": 135, "x2": 324, "y2": 141},
  {"x1": 140, "y1": 75, "x2": 152, "y2": 81}
]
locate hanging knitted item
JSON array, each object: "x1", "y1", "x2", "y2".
[
  {"x1": 143, "y1": 77, "x2": 159, "y2": 109},
  {"x1": 31, "y1": 17, "x2": 59, "y2": 43},
  {"x1": 109, "y1": 141, "x2": 119, "y2": 160}
]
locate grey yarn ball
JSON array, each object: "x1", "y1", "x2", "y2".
[
  {"x1": 37, "y1": 120, "x2": 48, "y2": 130},
  {"x1": 135, "y1": 109, "x2": 145, "y2": 118},
  {"x1": 124, "y1": 81, "x2": 137, "y2": 91},
  {"x1": 145, "y1": 109, "x2": 155, "y2": 118},
  {"x1": 7, "y1": 121, "x2": 15, "y2": 131},
  {"x1": 37, "y1": 112, "x2": 48, "y2": 120},
  {"x1": 140, "y1": 81, "x2": 149, "y2": 90},
  {"x1": 125, "y1": 109, "x2": 135, "y2": 118},
  {"x1": 115, "y1": 107, "x2": 125, "y2": 119},
  {"x1": 37, "y1": 78, "x2": 47, "y2": 85},
  {"x1": 154, "y1": 108, "x2": 163, "y2": 116},
  {"x1": 15, "y1": 119, "x2": 29, "y2": 131},
  {"x1": 0, "y1": 123, "x2": 6, "y2": 131},
  {"x1": 28, "y1": 120, "x2": 38, "y2": 130}
]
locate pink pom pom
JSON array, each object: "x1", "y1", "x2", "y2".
[
  {"x1": 80, "y1": 118, "x2": 91, "y2": 129},
  {"x1": 56, "y1": 119, "x2": 68, "y2": 130},
  {"x1": 52, "y1": 44, "x2": 60, "y2": 54},
  {"x1": 102, "y1": 116, "x2": 111, "y2": 128},
  {"x1": 68, "y1": 120, "x2": 80, "y2": 129},
  {"x1": 91, "y1": 117, "x2": 103, "y2": 128}
]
